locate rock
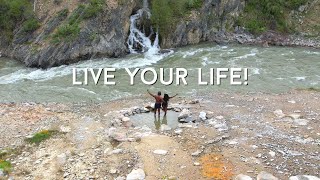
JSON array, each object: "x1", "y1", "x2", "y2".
[
  {"x1": 113, "y1": 149, "x2": 123, "y2": 154},
  {"x1": 115, "y1": 176, "x2": 126, "y2": 180},
  {"x1": 123, "y1": 120, "x2": 133, "y2": 128},
  {"x1": 178, "y1": 109, "x2": 191, "y2": 120},
  {"x1": 60, "y1": 126, "x2": 71, "y2": 133},
  {"x1": 274, "y1": 109, "x2": 285, "y2": 118},
  {"x1": 188, "y1": 100, "x2": 199, "y2": 104},
  {"x1": 193, "y1": 162, "x2": 200, "y2": 166},
  {"x1": 226, "y1": 140, "x2": 238, "y2": 145},
  {"x1": 56, "y1": 153, "x2": 67, "y2": 165},
  {"x1": 178, "y1": 116, "x2": 193, "y2": 123},
  {"x1": 269, "y1": 151, "x2": 276, "y2": 157},
  {"x1": 298, "y1": 5, "x2": 306, "y2": 12},
  {"x1": 293, "y1": 119, "x2": 309, "y2": 126},
  {"x1": 153, "y1": 150, "x2": 168, "y2": 155},
  {"x1": 288, "y1": 100, "x2": 296, "y2": 104},
  {"x1": 208, "y1": 119, "x2": 229, "y2": 131},
  {"x1": 206, "y1": 135, "x2": 230, "y2": 144},
  {"x1": 289, "y1": 175, "x2": 320, "y2": 180},
  {"x1": 126, "y1": 169, "x2": 145, "y2": 180},
  {"x1": 289, "y1": 113, "x2": 301, "y2": 119},
  {"x1": 122, "y1": 117, "x2": 131, "y2": 122},
  {"x1": 108, "y1": 128, "x2": 128, "y2": 142},
  {"x1": 174, "y1": 129, "x2": 183, "y2": 135},
  {"x1": 178, "y1": 123, "x2": 193, "y2": 128},
  {"x1": 199, "y1": 112, "x2": 207, "y2": 120},
  {"x1": 160, "y1": 124, "x2": 172, "y2": 131},
  {"x1": 110, "y1": 168, "x2": 118, "y2": 174},
  {"x1": 0, "y1": 169, "x2": 4, "y2": 177},
  {"x1": 234, "y1": 174, "x2": 253, "y2": 180},
  {"x1": 168, "y1": 176, "x2": 177, "y2": 180},
  {"x1": 215, "y1": 115, "x2": 224, "y2": 120},
  {"x1": 257, "y1": 171, "x2": 279, "y2": 180},
  {"x1": 174, "y1": 108, "x2": 181, "y2": 112},
  {"x1": 191, "y1": 150, "x2": 202, "y2": 156}
]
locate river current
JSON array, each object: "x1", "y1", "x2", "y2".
[{"x1": 0, "y1": 43, "x2": 319, "y2": 102}]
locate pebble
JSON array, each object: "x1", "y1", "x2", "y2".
[
  {"x1": 191, "y1": 150, "x2": 202, "y2": 156},
  {"x1": 126, "y1": 169, "x2": 145, "y2": 180},
  {"x1": 289, "y1": 175, "x2": 320, "y2": 180},
  {"x1": 199, "y1": 112, "x2": 207, "y2": 120},
  {"x1": 274, "y1": 109, "x2": 285, "y2": 118},
  {"x1": 234, "y1": 174, "x2": 253, "y2": 180},
  {"x1": 153, "y1": 150, "x2": 168, "y2": 155},
  {"x1": 257, "y1": 171, "x2": 279, "y2": 180},
  {"x1": 174, "y1": 129, "x2": 183, "y2": 135},
  {"x1": 178, "y1": 109, "x2": 191, "y2": 120},
  {"x1": 111, "y1": 149, "x2": 123, "y2": 154},
  {"x1": 294, "y1": 119, "x2": 309, "y2": 126},
  {"x1": 269, "y1": 151, "x2": 276, "y2": 157},
  {"x1": 109, "y1": 168, "x2": 118, "y2": 174},
  {"x1": 56, "y1": 153, "x2": 67, "y2": 165},
  {"x1": 193, "y1": 162, "x2": 200, "y2": 166}
]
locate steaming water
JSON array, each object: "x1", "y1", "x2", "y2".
[{"x1": 0, "y1": 43, "x2": 320, "y2": 102}]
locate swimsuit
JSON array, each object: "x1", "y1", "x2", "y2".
[
  {"x1": 162, "y1": 101, "x2": 168, "y2": 108},
  {"x1": 154, "y1": 103, "x2": 161, "y2": 109}
]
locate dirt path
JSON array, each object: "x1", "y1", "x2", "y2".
[{"x1": 135, "y1": 135, "x2": 202, "y2": 180}]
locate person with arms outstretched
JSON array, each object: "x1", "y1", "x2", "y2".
[
  {"x1": 162, "y1": 93, "x2": 178, "y2": 116},
  {"x1": 147, "y1": 90, "x2": 163, "y2": 116}
]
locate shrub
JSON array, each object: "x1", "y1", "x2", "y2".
[
  {"x1": 83, "y1": 0, "x2": 104, "y2": 19},
  {"x1": 22, "y1": 18, "x2": 40, "y2": 32},
  {"x1": 0, "y1": 0, "x2": 39, "y2": 40},
  {"x1": 239, "y1": 0, "x2": 308, "y2": 34},
  {"x1": 57, "y1": 8, "x2": 69, "y2": 18},
  {"x1": 0, "y1": 160, "x2": 12, "y2": 173},
  {"x1": 26, "y1": 130, "x2": 57, "y2": 144},
  {"x1": 150, "y1": 0, "x2": 203, "y2": 37}
]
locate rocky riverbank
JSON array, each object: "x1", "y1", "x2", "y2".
[{"x1": 0, "y1": 90, "x2": 319, "y2": 179}]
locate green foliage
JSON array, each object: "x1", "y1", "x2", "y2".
[
  {"x1": 0, "y1": 0, "x2": 38, "y2": 34},
  {"x1": 186, "y1": 0, "x2": 202, "y2": 9},
  {"x1": 0, "y1": 160, "x2": 12, "y2": 173},
  {"x1": 57, "y1": 8, "x2": 69, "y2": 19},
  {"x1": 51, "y1": 0, "x2": 104, "y2": 43},
  {"x1": 83, "y1": 0, "x2": 104, "y2": 19},
  {"x1": 26, "y1": 130, "x2": 57, "y2": 144},
  {"x1": 151, "y1": 0, "x2": 203, "y2": 37},
  {"x1": 52, "y1": 24, "x2": 80, "y2": 43},
  {"x1": 22, "y1": 18, "x2": 40, "y2": 32},
  {"x1": 239, "y1": 0, "x2": 308, "y2": 34},
  {"x1": 68, "y1": 5, "x2": 86, "y2": 25}
]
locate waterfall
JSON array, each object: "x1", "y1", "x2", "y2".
[{"x1": 127, "y1": 1, "x2": 160, "y2": 55}]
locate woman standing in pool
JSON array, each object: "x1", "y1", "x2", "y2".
[
  {"x1": 162, "y1": 93, "x2": 178, "y2": 116},
  {"x1": 147, "y1": 90, "x2": 163, "y2": 116}
]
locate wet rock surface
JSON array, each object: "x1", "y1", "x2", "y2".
[{"x1": 0, "y1": 90, "x2": 319, "y2": 179}]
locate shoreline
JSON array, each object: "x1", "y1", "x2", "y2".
[{"x1": 1, "y1": 90, "x2": 319, "y2": 179}]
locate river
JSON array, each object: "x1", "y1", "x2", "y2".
[{"x1": 0, "y1": 43, "x2": 319, "y2": 102}]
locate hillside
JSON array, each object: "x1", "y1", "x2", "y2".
[{"x1": 0, "y1": 0, "x2": 319, "y2": 68}]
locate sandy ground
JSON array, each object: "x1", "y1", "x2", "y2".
[{"x1": 0, "y1": 90, "x2": 319, "y2": 180}]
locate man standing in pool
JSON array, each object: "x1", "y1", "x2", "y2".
[{"x1": 147, "y1": 90, "x2": 163, "y2": 116}]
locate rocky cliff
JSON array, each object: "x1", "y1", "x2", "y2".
[{"x1": 0, "y1": 0, "x2": 318, "y2": 68}]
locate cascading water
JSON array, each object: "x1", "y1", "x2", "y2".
[{"x1": 127, "y1": 0, "x2": 160, "y2": 56}]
